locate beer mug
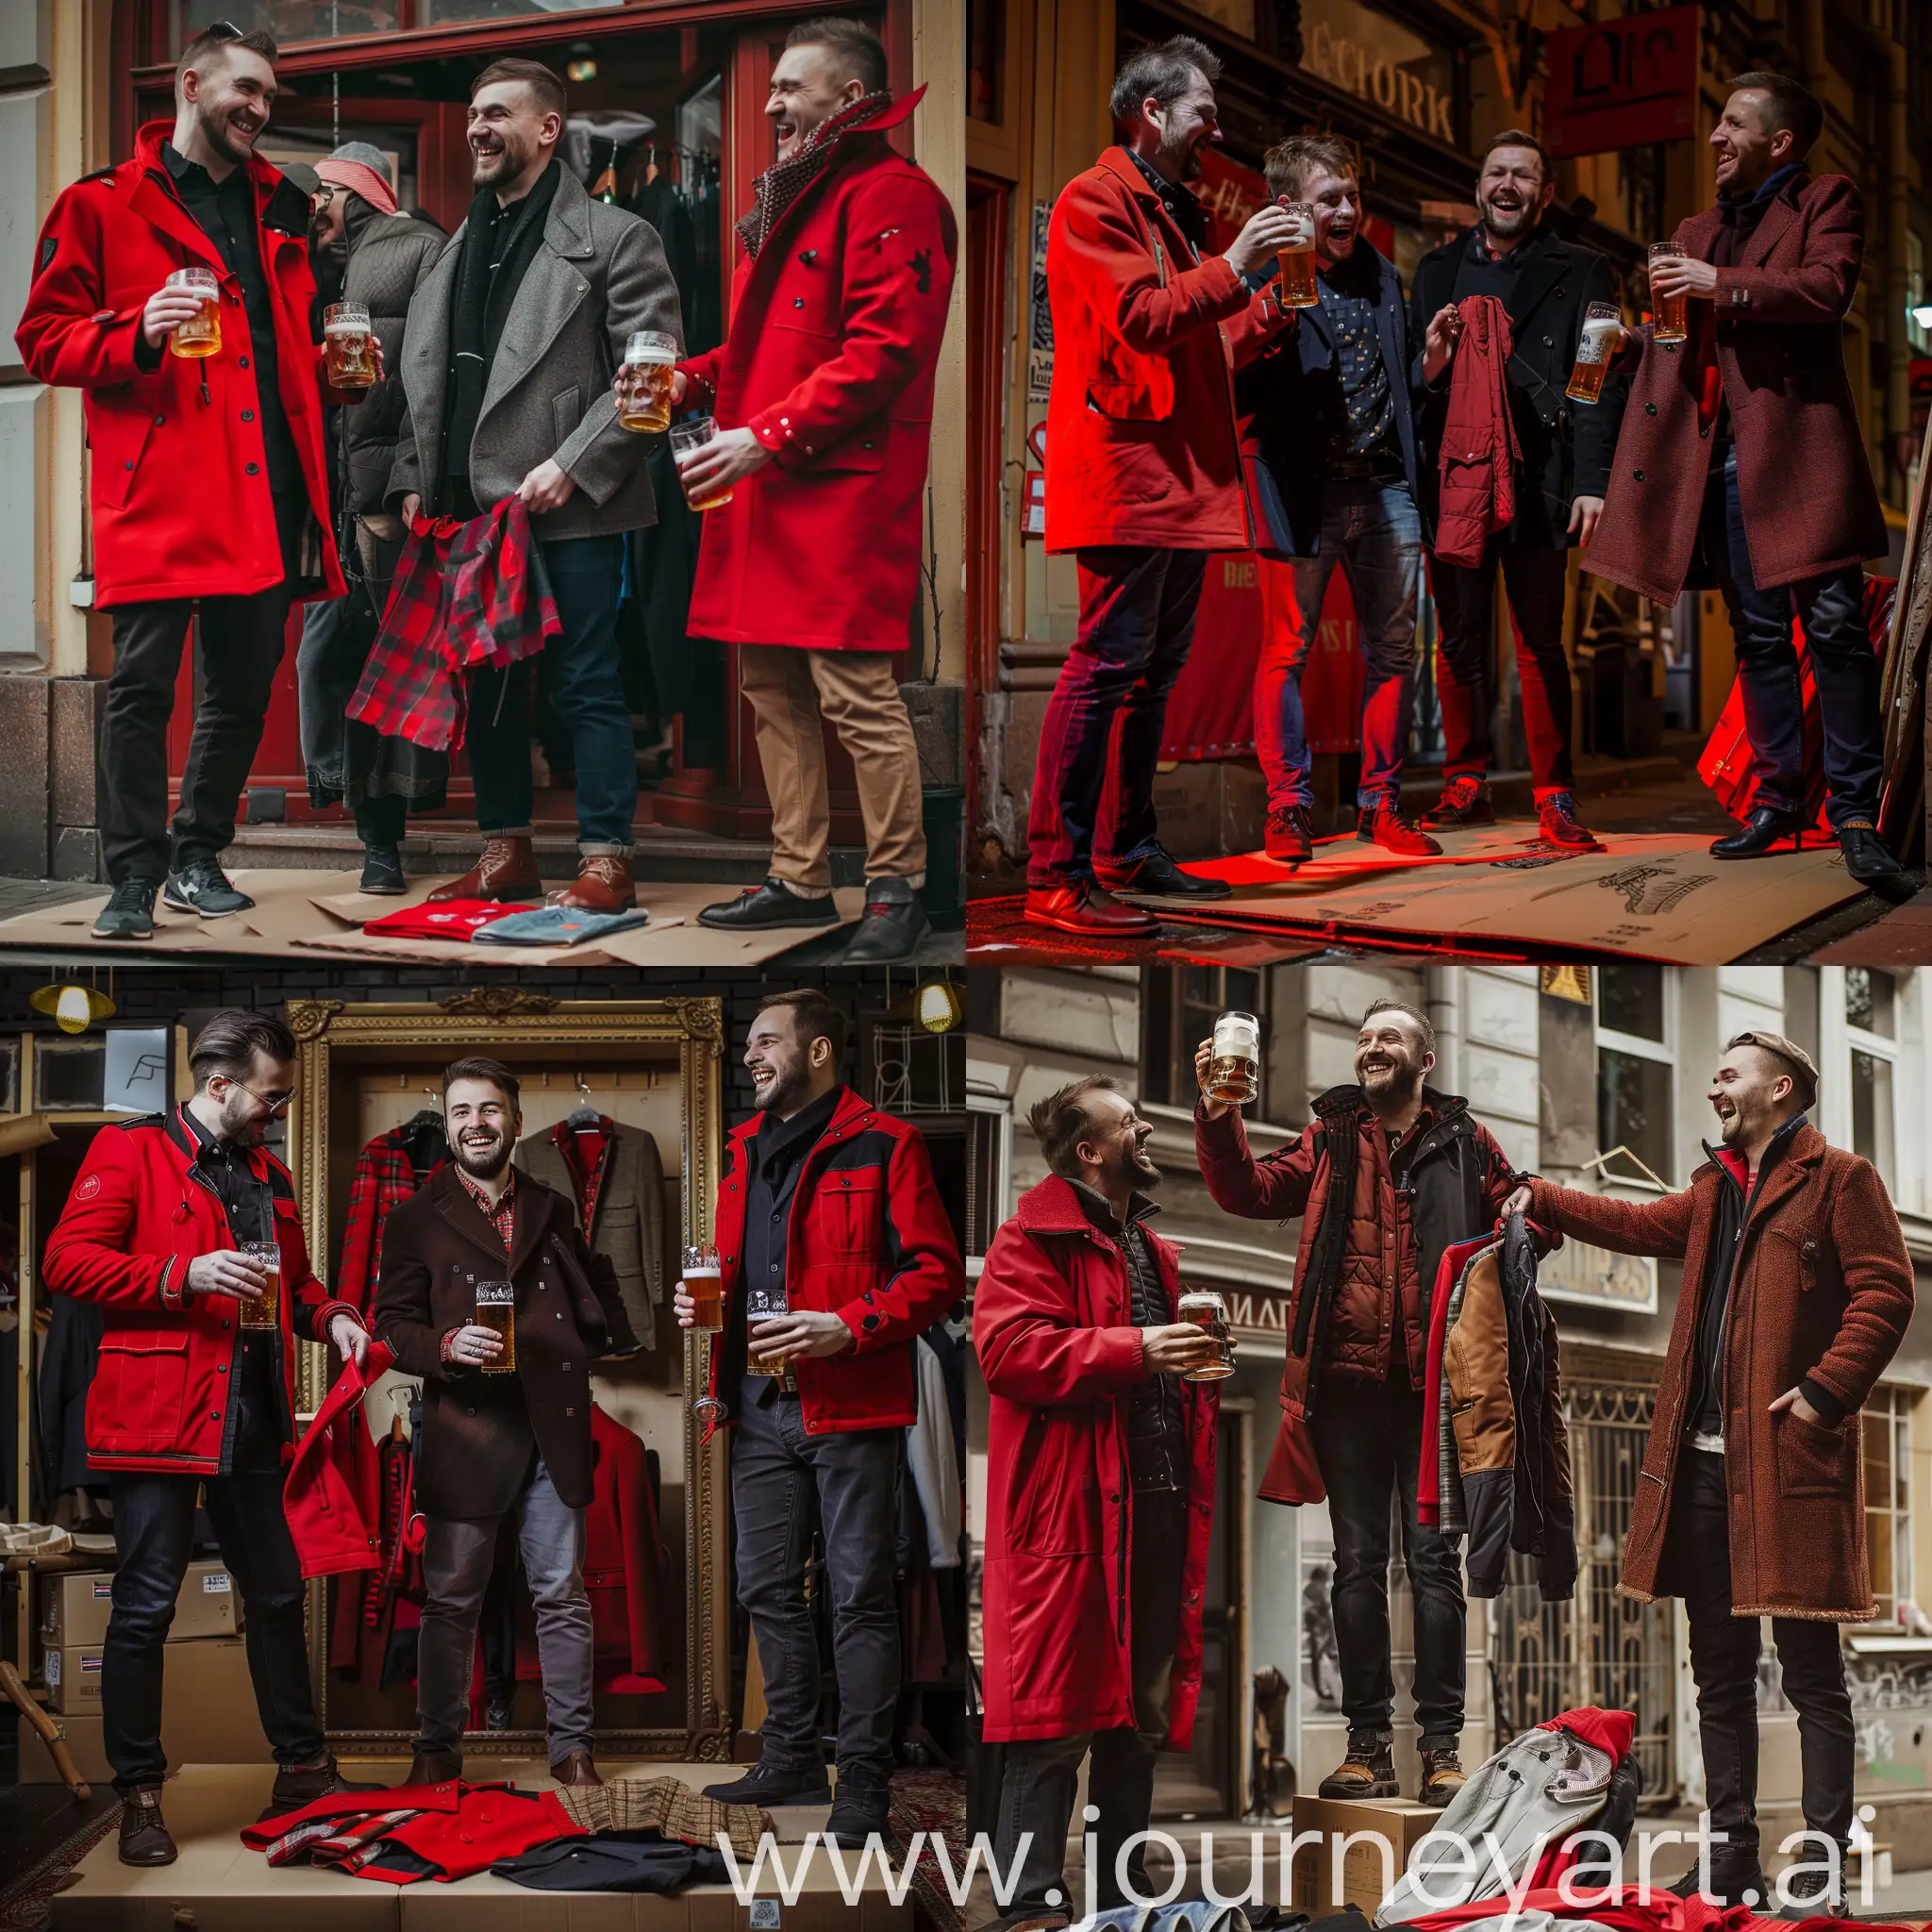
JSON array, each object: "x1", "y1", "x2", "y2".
[
  {"x1": 475, "y1": 1280, "x2": 515, "y2": 1373},
  {"x1": 744, "y1": 1284, "x2": 797, "y2": 1387},
  {"x1": 1276, "y1": 202, "x2": 1320, "y2": 308},
  {"x1": 168, "y1": 266, "x2": 222, "y2": 359},
  {"x1": 1565, "y1": 301, "x2": 1622, "y2": 404},
  {"x1": 1648, "y1": 242, "x2": 1688, "y2": 345},
  {"x1": 1207, "y1": 1010, "x2": 1260, "y2": 1107},
  {"x1": 324, "y1": 301, "x2": 377, "y2": 391},
  {"x1": 618, "y1": 329, "x2": 678, "y2": 434},
  {"x1": 681, "y1": 1243, "x2": 724, "y2": 1332},
  {"x1": 239, "y1": 1241, "x2": 280, "y2": 1331},
  {"x1": 671, "y1": 417, "x2": 733, "y2": 512},
  {"x1": 1177, "y1": 1290, "x2": 1236, "y2": 1381}
]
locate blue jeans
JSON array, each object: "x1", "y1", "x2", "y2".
[
  {"x1": 1704, "y1": 447, "x2": 1882, "y2": 829},
  {"x1": 1026, "y1": 547, "x2": 1208, "y2": 888},
  {"x1": 1255, "y1": 478, "x2": 1423, "y2": 813},
  {"x1": 466, "y1": 533, "x2": 636, "y2": 851}
]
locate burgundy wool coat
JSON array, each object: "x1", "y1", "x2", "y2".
[
  {"x1": 1527, "y1": 1124, "x2": 1912, "y2": 1621},
  {"x1": 974, "y1": 1174, "x2": 1218, "y2": 1746},
  {"x1": 1584, "y1": 172, "x2": 1889, "y2": 603}
]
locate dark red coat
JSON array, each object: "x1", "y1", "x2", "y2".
[
  {"x1": 677, "y1": 91, "x2": 956, "y2": 653},
  {"x1": 42, "y1": 1108, "x2": 357, "y2": 1475},
  {"x1": 974, "y1": 1175, "x2": 1218, "y2": 1745},
  {"x1": 16, "y1": 122, "x2": 345, "y2": 608},
  {"x1": 1431, "y1": 295, "x2": 1520, "y2": 568},
  {"x1": 1043, "y1": 147, "x2": 1291, "y2": 553},
  {"x1": 1585, "y1": 172, "x2": 1888, "y2": 602},
  {"x1": 707, "y1": 1087, "x2": 963, "y2": 1433}
]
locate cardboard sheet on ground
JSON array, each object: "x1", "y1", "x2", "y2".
[
  {"x1": 1140, "y1": 832, "x2": 1862, "y2": 964},
  {"x1": 0, "y1": 873, "x2": 861, "y2": 966},
  {"x1": 1157, "y1": 820, "x2": 1567, "y2": 893}
]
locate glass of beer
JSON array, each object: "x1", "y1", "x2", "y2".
[
  {"x1": 1276, "y1": 202, "x2": 1320, "y2": 308},
  {"x1": 1208, "y1": 1010, "x2": 1261, "y2": 1107},
  {"x1": 682, "y1": 1243, "x2": 724, "y2": 1331},
  {"x1": 1649, "y1": 242, "x2": 1688, "y2": 344},
  {"x1": 238, "y1": 1241, "x2": 279, "y2": 1330},
  {"x1": 1565, "y1": 301, "x2": 1622, "y2": 404},
  {"x1": 1177, "y1": 1291, "x2": 1236, "y2": 1381},
  {"x1": 475, "y1": 1280, "x2": 515, "y2": 1373},
  {"x1": 324, "y1": 301, "x2": 377, "y2": 391},
  {"x1": 744, "y1": 1284, "x2": 795, "y2": 1385},
  {"x1": 619, "y1": 330, "x2": 678, "y2": 434},
  {"x1": 168, "y1": 266, "x2": 222, "y2": 358},
  {"x1": 671, "y1": 417, "x2": 733, "y2": 512}
]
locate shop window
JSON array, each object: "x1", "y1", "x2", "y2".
[
  {"x1": 34, "y1": 1040, "x2": 107, "y2": 1113},
  {"x1": 865, "y1": 1022, "x2": 964, "y2": 1117},
  {"x1": 34, "y1": 1027, "x2": 175, "y2": 1115},
  {"x1": 1595, "y1": 966, "x2": 1673, "y2": 1188},
  {"x1": 0, "y1": 1038, "x2": 19, "y2": 1114},
  {"x1": 1860, "y1": 1388, "x2": 1912, "y2": 1627},
  {"x1": 169, "y1": 0, "x2": 399, "y2": 44},
  {"x1": 1298, "y1": 0, "x2": 1458, "y2": 145},
  {"x1": 1141, "y1": 966, "x2": 1266, "y2": 1115},
  {"x1": 1178, "y1": 0, "x2": 1258, "y2": 40},
  {"x1": 1846, "y1": 969, "x2": 1897, "y2": 1189},
  {"x1": 964, "y1": 1099, "x2": 1010, "y2": 1280}
]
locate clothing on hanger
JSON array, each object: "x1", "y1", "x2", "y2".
[
  {"x1": 340, "y1": 1120, "x2": 450, "y2": 1313},
  {"x1": 905, "y1": 1332, "x2": 963, "y2": 1569}
]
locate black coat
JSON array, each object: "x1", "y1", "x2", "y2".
[
  {"x1": 1408, "y1": 224, "x2": 1629, "y2": 551},
  {"x1": 372, "y1": 1165, "x2": 637, "y2": 1520}
]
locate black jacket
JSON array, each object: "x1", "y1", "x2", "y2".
[{"x1": 1409, "y1": 224, "x2": 1629, "y2": 550}]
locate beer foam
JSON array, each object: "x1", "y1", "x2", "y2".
[
  {"x1": 627, "y1": 345, "x2": 677, "y2": 366},
  {"x1": 325, "y1": 320, "x2": 369, "y2": 337}
]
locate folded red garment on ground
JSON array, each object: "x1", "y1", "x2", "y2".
[{"x1": 361, "y1": 898, "x2": 536, "y2": 942}]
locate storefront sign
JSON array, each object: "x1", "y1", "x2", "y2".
[
  {"x1": 1538, "y1": 1237, "x2": 1657, "y2": 1313},
  {"x1": 1543, "y1": 6, "x2": 1698, "y2": 159},
  {"x1": 1026, "y1": 200, "x2": 1053, "y2": 403},
  {"x1": 1300, "y1": 0, "x2": 1456, "y2": 143}
]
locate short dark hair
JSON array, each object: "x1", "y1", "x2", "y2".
[
  {"x1": 758, "y1": 989, "x2": 849, "y2": 1070},
  {"x1": 1361, "y1": 998, "x2": 1437, "y2": 1059},
  {"x1": 1109, "y1": 35, "x2": 1220, "y2": 132},
  {"x1": 1727, "y1": 72, "x2": 1824, "y2": 159},
  {"x1": 442, "y1": 1057, "x2": 522, "y2": 1108},
  {"x1": 190, "y1": 1010, "x2": 297, "y2": 1090},
  {"x1": 1263, "y1": 133, "x2": 1357, "y2": 202},
  {"x1": 784, "y1": 17, "x2": 890, "y2": 96},
  {"x1": 1481, "y1": 127, "x2": 1550, "y2": 185},
  {"x1": 177, "y1": 23, "x2": 278, "y2": 81},
  {"x1": 472, "y1": 57, "x2": 567, "y2": 122},
  {"x1": 1029, "y1": 1075, "x2": 1122, "y2": 1180}
]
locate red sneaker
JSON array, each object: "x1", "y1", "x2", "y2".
[
  {"x1": 1357, "y1": 807, "x2": 1442, "y2": 857},
  {"x1": 1264, "y1": 806, "x2": 1313, "y2": 862},
  {"x1": 1023, "y1": 882, "x2": 1158, "y2": 936}
]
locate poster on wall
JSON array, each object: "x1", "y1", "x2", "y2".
[
  {"x1": 1542, "y1": 6, "x2": 1698, "y2": 158},
  {"x1": 1026, "y1": 200, "x2": 1054, "y2": 403}
]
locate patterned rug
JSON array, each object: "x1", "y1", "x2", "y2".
[
  {"x1": 0, "y1": 1801, "x2": 118, "y2": 1932},
  {"x1": 890, "y1": 1768, "x2": 968, "y2": 1932}
]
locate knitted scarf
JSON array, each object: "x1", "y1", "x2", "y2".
[{"x1": 735, "y1": 90, "x2": 893, "y2": 261}]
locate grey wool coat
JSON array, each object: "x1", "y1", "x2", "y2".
[{"x1": 386, "y1": 161, "x2": 684, "y2": 541}]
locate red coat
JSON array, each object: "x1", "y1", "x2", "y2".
[
  {"x1": 1431, "y1": 295, "x2": 1520, "y2": 568},
  {"x1": 706, "y1": 1087, "x2": 964, "y2": 1434},
  {"x1": 973, "y1": 1175, "x2": 1218, "y2": 1747},
  {"x1": 1585, "y1": 172, "x2": 1888, "y2": 602},
  {"x1": 678, "y1": 92, "x2": 955, "y2": 653},
  {"x1": 42, "y1": 1108, "x2": 357, "y2": 1476},
  {"x1": 16, "y1": 121, "x2": 345, "y2": 608},
  {"x1": 1043, "y1": 147, "x2": 1291, "y2": 553},
  {"x1": 283, "y1": 1340, "x2": 398, "y2": 1579}
]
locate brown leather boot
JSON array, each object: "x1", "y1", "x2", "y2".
[
  {"x1": 118, "y1": 1786, "x2": 177, "y2": 1866},
  {"x1": 426, "y1": 835, "x2": 541, "y2": 904},
  {"x1": 1419, "y1": 1742, "x2": 1467, "y2": 1807},
  {"x1": 402, "y1": 1751, "x2": 463, "y2": 1787},
  {"x1": 1317, "y1": 1726, "x2": 1398, "y2": 1800},
  {"x1": 259, "y1": 1752, "x2": 387, "y2": 1820},
  {"x1": 550, "y1": 1747, "x2": 603, "y2": 1788},
  {"x1": 549, "y1": 852, "x2": 637, "y2": 913}
]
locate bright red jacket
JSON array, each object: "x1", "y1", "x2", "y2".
[
  {"x1": 283, "y1": 1340, "x2": 398, "y2": 1578},
  {"x1": 707, "y1": 1087, "x2": 964, "y2": 1434},
  {"x1": 678, "y1": 91, "x2": 956, "y2": 653},
  {"x1": 1431, "y1": 293, "x2": 1520, "y2": 568},
  {"x1": 42, "y1": 1108, "x2": 358, "y2": 1476},
  {"x1": 15, "y1": 121, "x2": 344, "y2": 608},
  {"x1": 974, "y1": 1175, "x2": 1218, "y2": 1747},
  {"x1": 1043, "y1": 147, "x2": 1291, "y2": 553}
]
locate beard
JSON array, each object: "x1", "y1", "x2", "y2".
[
  {"x1": 1106, "y1": 1141, "x2": 1162, "y2": 1193},
  {"x1": 752, "y1": 1061, "x2": 812, "y2": 1116},
  {"x1": 1357, "y1": 1055, "x2": 1422, "y2": 1106},
  {"x1": 218, "y1": 1094, "x2": 268, "y2": 1146},
  {"x1": 453, "y1": 1130, "x2": 510, "y2": 1180},
  {"x1": 201, "y1": 108, "x2": 258, "y2": 170},
  {"x1": 472, "y1": 132, "x2": 530, "y2": 188},
  {"x1": 1479, "y1": 195, "x2": 1536, "y2": 239}
]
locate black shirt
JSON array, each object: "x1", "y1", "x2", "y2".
[
  {"x1": 159, "y1": 142, "x2": 303, "y2": 493},
  {"x1": 1125, "y1": 147, "x2": 1208, "y2": 261},
  {"x1": 741, "y1": 1085, "x2": 843, "y2": 1374},
  {"x1": 1317, "y1": 246, "x2": 1398, "y2": 468}
]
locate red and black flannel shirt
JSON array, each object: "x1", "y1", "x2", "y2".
[{"x1": 340, "y1": 1131, "x2": 429, "y2": 1315}]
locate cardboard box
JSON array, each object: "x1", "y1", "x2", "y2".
[
  {"x1": 170, "y1": 1558, "x2": 241, "y2": 1640},
  {"x1": 1291, "y1": 1794, "x2": 1443, "y2": 1916},
  {"x1": 23, "y1": 1636, "x2": 268, "y2": 1769},
  {"x1": 42, "y1": 1642, "x2": 106, "y2": 1714},
  {"x1": 39, "y1": 1557, "x2": 238, "y2": 1650}
]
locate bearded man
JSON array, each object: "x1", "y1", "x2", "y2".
[
  {"x1": 1505, "y1": 1034, "x2": 1912, "y2": 1913},
  {"x1": 373, "y1": 1057, "x2": 638, "y2": 1790},
  {"x1": 1195, "y1": 999, "x2": 1522, "y2": 1806}
]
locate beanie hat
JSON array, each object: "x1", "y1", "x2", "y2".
[{"x1": 317, "y1": 142, "x2": 398, "y2": 216}]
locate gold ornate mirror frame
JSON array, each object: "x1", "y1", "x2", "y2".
[{"x1": 283, "y1": 991, "x2": 732, "y2": 1759}]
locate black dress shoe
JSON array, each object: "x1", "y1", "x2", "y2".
[
  {"x1": 1669, "y1": 1862, "x2": 1770, "y2": 1909},
  {"x1": 1839, "y1": 819, "x2": 1907, "y2": 889},
  {"x1": 1097, "y1": 846, "x2": 1232, "y2": 900},
  {"x1": 824, "y1": 1774, "x2": 893, "y2": 1847},
  {"x1": 359, "y1": 843, "x2": 407, "y2": 894},
  {"x1": 260, "y1": 1752, "x2": 387, "y2": 1819},
  {"x1": 1420, "y1": 775, "x2": 1495, "y2": 830},
  {"x1": 118, "y1": 1787, "x2": 177, "y2": 1866},
  {"x1": 701, "y1": 1758, "x2": 833, "y2": 1806},
  {"x1": 841, "y1": 885, "x2": 931, "y2": 963},
  {"x1": 697, "y1": 877, "x2": 841, "y2": 931},
  {"x1": 1709, "y1": 804, "x2": 1808, "y2": 858}
]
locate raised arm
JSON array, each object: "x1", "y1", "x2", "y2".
[
  {"x1": 1195, "y1": 1103, "x2": 1324, "y2": 1222},
  {"x1": 1524, "y1": 1174, "x2": 1696, "y2": 1260},
  {"x1": 1713, "y1": 175, "x2": 1864, "y2": 325}
]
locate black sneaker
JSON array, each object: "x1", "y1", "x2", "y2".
[
  {"x1": 163, "y1": 860, "x2": 254, "y2": 919},
  {"x1": 697, "y1": 878, "x2": 841, "y2": 932},
  {"x1": 1420, "y1": 775, "x2": 1495, "y2": 831},
  {"x1": 1774, "y1": 1858, "x2": 1844, "y2": 1919},
  {"x1": 701, "y1": 1759, "x2": 833, "y2": 1806},
  {"x1": 92, "y1": 879, "x2": 159, "y2": 941},
  {"x1": 824, "y1": 1774, "x2": 893, "y2": 1847},
  {"x1": 1097, "y1": 844, "x2": 1233, "y2": 900},
  {"x1": 841, "y1": 884, "x2": 931, "y2": 964},
  {"x1": 359, "y1": 843, "x2": 408, "y2": 894},
  {"x1": 1668, "y1": 1861, "x2": 1770, "y2": 1908}
]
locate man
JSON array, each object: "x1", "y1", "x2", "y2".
[
  {"x1": 673, "y1": 20, "x2": 957, "y2": 965},
  {"x1": 1505, "y1": 1034, "x2": 1912, "y2": 1912},
  {"x1": 1024, "y1": 39, "x2": 1299, "y2": 937},
  {"x1": 1585, "y1": 74, "x2": 1903, "y2": 889},
  {"x1": 42, "y1": 1011, "x2": 376, "y2": 1863},
  {"x1": 17, "y1": 25, "x2": 364, "y2": 941},
  {"x1": 1410, "y1": 131, "x2": 1626, "y2": 854},
  {"x1": 1195, "y1": 1000, "x2": 1520, "y2": 1804},
  {"x1": 975, "y1": 1078, "x2": 1221, "y2": 1926},
  {"x1": 673, "y1": 991, "x2": 962, "y2": 1842},
  {"x1": 297, "y1": 143, "x2": 448, "y2": 895},
  {"x1": 1240, "y1": 137, "x2": 1447, "y2": 863},
  {"x1": 389, "y1": 58, "x2": 683, "y2": 912},
  {"x1": 373, "y1": 1058, "x2": 638, "y2": 1789}
]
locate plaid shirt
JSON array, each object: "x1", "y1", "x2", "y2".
[
  {"x1": 341, "y1": 1130, "x2": 432, "y2": 1315},
  {"x1": 346, "y1": 494, "x2": 558, "y2": 753},
  {"x1": 456, "y1": 1160, "x2": 516, "y2": 1252}
]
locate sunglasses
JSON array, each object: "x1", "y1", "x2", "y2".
[
  {"x1": 204, "y1": 19, "x2": 244, "y2": 39},
  {"x1": 218, "y1": 1074, "x2": 294, "y2": 1115}
]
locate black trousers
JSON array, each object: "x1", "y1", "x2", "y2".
[
  {"x1": 101, "y1": 491, "x2": 306, "y2": 885},
  {"x1": 1665, "y1": 1447, "x2": 1855, "y2": 1870}
]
